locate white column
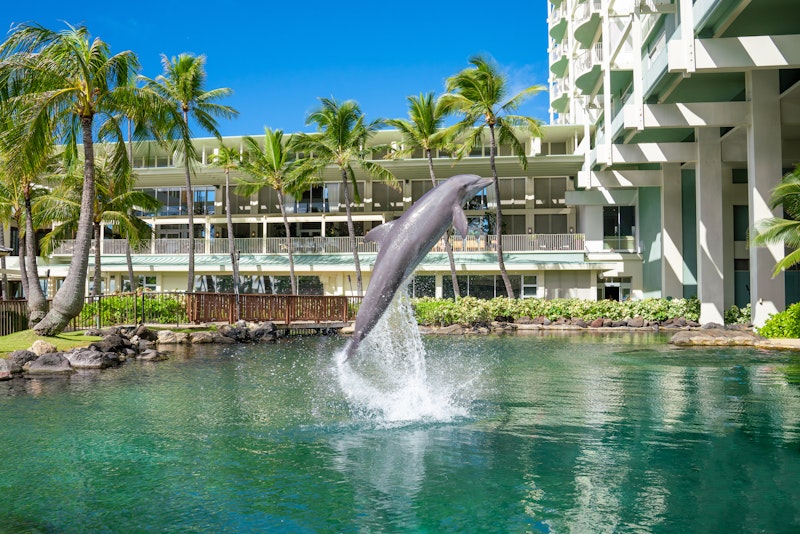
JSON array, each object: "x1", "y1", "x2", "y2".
[
  {"x1": 661, "y1": 163, "x2": 683, "y2": 298},
  {"x1": 696, "y1": 128, "x2": 725, "y2": 324},
  {"x1": 747, "y1": 70, "x2": 785, "y2": 327},
  {"x1": 204, "y1": 218, "x2": 211, "y2": 254}
]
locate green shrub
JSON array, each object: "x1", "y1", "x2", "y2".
[
  {"x1": 411, "y1": 296, "x2": 701, "y2": 326},
  {"x1": 724, "y1": 303, "x2": 751, "y2": 325},
  {"x1": 756, "y1": 302, "x2": 800, "y2": 338}
]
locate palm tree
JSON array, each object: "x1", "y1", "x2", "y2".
[
  {"x1": 140, "y1": 54, "x2": 238, "y2": 293},
  {"x1": 386, "y1": 92, "x2": 462, "y2": 297},
  {"x1": 238, "y1": 128, "x2": 308, "y2": 295},
  {"x1": 0, "y1": 23, "x2": 153, "y2": 335},
  {"x1": 209, "y1": 144, "x2": 243, "y2": 300},
  {"x1": 0, "y1": 161, "x2": 47, "y2": 306},
  {"x1": 290, "y1": 97, "x2": 398, "y2": 295},
  {"x1": 37, "y1": 157, "x2": 159, "y2": 297},
  {"x1": 440, "y1": 55, "x2": 544, "y2": 298},
  {"x1": 752, "y1": 165, "x2": 800, "y2": 275}
]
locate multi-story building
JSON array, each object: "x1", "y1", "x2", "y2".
[
  {"x1": 548, "y1": 0, "x2": 800, "y2": 326},
  {"x1": 4, "y1": 124, "x2": 642, "y2": 304}
]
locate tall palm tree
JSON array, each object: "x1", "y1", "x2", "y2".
[
  {"x1": 290, "y1": 97, "x2": 398, "y2": 295},
  {"x1": 0, "y1": 23, "x2": 152, "y2": 335},
  {"x1": 209, "y1": 144, "x2": 243, "y2": 299},
  {"x1": 386, "y1": 92, "x2": 462, "y2": 297},
  {"x1": 238, "y1": 128, "x2": 308, "y2": 295},
  {"x1": 140, "y1": 54, "x2": 238, "y2": 293},
  {"x1": 440, "y1": 55, "x2": 544, "y2": 298},
  {"x1": 752, "y1": 165, "x2": 800, "y2": 275}
]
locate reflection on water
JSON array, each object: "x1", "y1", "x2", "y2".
[{"x1": 0, "y1": 334, "x2": 799, "y2": 532}]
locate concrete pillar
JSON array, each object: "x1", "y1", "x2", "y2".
[
  {"x1": 582, "y1": 205, "x2": 605, "y2": 253},
  {"x1": 661, "y1": 163, "x2": 683, "y2": 298},
  {"x1": 696, "y1": 128, "x2": 725, "y2": 324},
  {"x1": 747, "y1": 70, "x2": 785, "y2": 327}
]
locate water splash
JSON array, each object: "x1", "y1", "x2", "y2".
[{"x1": 336, "y1": 288, "x2": 470, "y2": 424}]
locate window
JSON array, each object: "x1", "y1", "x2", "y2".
[
  {"x1": 499, "y1": 178, "x2": 526, "y2": 207},
  {"x1": 124, "y1": 275, "x2": 157, "y2": 292},
  {"x1": 603, "y1": 206, "x2": 636, "y2": 251},
  {"x1": 521, "y1": 275, "x2": 538, "y2": 298},
  {"x1": 410, "y1": 276, "x2": 435, "y2": 298},
  {"x1": 733, "y1": 205, "x2": 748, "y2": 241},
  {"x1": 597, "y1": 276, "x2": 632, "y2": 301},
  {"x1": 534, "y1": 214, "x2": 568, "y2": 234},
  {"x1": 534, "y1": 177, "x2": 567, "y2": 207},
  {"x1": 372, "y1": 182, "x2": 404, "y2": 211}
]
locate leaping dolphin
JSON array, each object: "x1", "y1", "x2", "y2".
[{"x1": 344, "y1": 173, "x2": 493, "y2": 361}]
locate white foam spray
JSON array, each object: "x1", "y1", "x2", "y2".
[{"x1": 336, "y1": 288, "x2": 471, "y2": 424}]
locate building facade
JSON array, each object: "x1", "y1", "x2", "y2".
[{"x1": 548, "y1": 0, "x2": 800, "y2": 325}]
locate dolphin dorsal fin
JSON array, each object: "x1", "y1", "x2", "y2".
[
  {"x1": 452, "y1": 205, "x2": 469, "y2": 238},
  {"x1": 364, "y1": 221, "x2": 396, "y2": 246}
]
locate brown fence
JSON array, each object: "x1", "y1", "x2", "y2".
[
  {"x1": 0, "y1": 293, "x2": 361, "y2": 336},
  {"x1": 0, "y1": 300, "x2": 31, "y2": 336},
  {"x1": 187, "y1": 293, "x2": 361, "y2": 324}
]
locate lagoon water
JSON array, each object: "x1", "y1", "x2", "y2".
[{"x1": 1, "y1": 331, "x2": 799, "y2": 533}]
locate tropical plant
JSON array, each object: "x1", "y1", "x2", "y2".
[
  {"x1": 752, "y1": 165, "x2": 800, "y2": 275},
  {"x1": 756, "y1": 301, "x2": 800, "y2": 338},
  {"x1": 0, "y1": 155, "x2": 50, "y2": 312},
  {"x1": 238, "y1": 128, "x2": 308, "y2": 294},
  {"x1": 139, "y1": 53, "x2": 238, "y2": 292},
  {"x1": 209, "y1": 144, "x2": 242, "y2": 300},
  {"x1": 290, "y1": 97, "x2": 398, "y2": 295},
  {"x1": 386, "y1": 92, "x2": 462, "y2": 297},
  {"x1": 0, "y1": 22, "x2": 159, "y2": 335},
  {"x1": 37, "y1": 156, "x2": 159, "y2": 297},
  {"x1": 440, "y1": 55, "x2": 544, "y2": 298}
]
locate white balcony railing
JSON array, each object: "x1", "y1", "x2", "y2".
[
  {"x1": 575, "y1": 43, "x2": 604, "y2": 78},
  {"x1": 50, "y1": 234, "x2": 587, "y2": 257},
  {"x1": 575, "y1": 0, "x2": 603, "y2": 27}
]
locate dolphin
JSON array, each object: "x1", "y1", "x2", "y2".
[{"x1": 344, "y1": 173, "x2": 493, "y2": 361}]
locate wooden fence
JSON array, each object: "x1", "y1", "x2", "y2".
[
  {"x1": 0, "y1": 300, "x2": 31, "y2": 336},
  {"x1": 187, "y1": 293, "x2": 360, "y2": 325},
  {"x1": 0, "y1": 293, "x2": 361, "y2": 336}
]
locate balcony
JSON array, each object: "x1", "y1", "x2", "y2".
[
  {"x1": 549, "y1": 43, "x2": 568, "y2": 78},
  {"x1": 51, "y1": 234, "x2": 588, "y2": 258},
  {"x1": 574, "y1": 0, "x2": 603, "y2": 47},
  {"x1": 575, "y1": 43, "x2": 604, "y2": 94},
  {"x1": 550, "y1": 78, "x2": 571, "y2": 113}
]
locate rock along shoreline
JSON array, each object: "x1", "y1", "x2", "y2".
[{"x1": 3, "y1": 317, "x2": 798, "y2": 381}]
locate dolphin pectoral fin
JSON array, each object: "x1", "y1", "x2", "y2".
[
  {"x1": 364, "y1": 221, "x2": 396, "y2": 246},
  {"x1": 452, "y1": 205, "x2": 469, "y2": 238}
]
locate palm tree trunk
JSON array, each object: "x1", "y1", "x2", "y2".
[
  {"x1": 34, "y1": 116, "x2": 96, "y2": 335},
  {"x1": 277, "y1": 192, "x2": 297, "y2": 295},
  {"x1": 24, "y1": 190, "x2": 47, "y2": 325},
  {"x1": 225, "y1": 170, "x2": 240, "y2": 315},
  {"x1": 126, "y1": 120, "x2": 137, "y2": 293},
  {"x1": 18, "y1": 220, "x2": 28, "y2": 300},
  {"x1": 427, "y1": 150, "x2": 460, "y2": 298},
  {"x1": 489, "y1": 125, "x2": 515, "y2": 298},
  {"x1": 125, "y1": 241, "x2": 136, "y2": 292},
  {"x1": 0, "y1": 224, "x2": 8, "y2": 300},
  {"x1": 92, "y1": 222, "x2": 102, "y2": 297},
  {"x1": 183, "y1": 110, "x2": 196, "y2": 293},
  {"x1": 341, "y1": 169, "x2": 362, "y2": 295}
]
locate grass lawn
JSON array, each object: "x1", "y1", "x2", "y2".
[{"x1": 0, "y1": 330, "x2": 102, "y2": 357}]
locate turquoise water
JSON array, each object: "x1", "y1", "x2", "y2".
[{"x1": 1, "y1": 332, "x2": 799, "y2": 533}]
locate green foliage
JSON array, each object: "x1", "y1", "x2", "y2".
[
  {"x1": 756, "y1": 302, "x2": 800, "y2": 338},
  {"x1": 412, "y1": 297, "x2": 701, "y2": 326},
  {"x1": 78, "y1": 294, "x2": 186, "y2": 327},
  {"x1": 724, "y1": 303, "x2": 752, "y2": 325}
]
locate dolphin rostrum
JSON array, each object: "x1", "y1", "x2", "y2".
[{"x1": 344, "y1": 174, "x2": 493, "y2": 361}]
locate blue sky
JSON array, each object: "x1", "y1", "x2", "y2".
[{"x1": 3, "y1": 1, "x2": 552, "y2": 137}]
